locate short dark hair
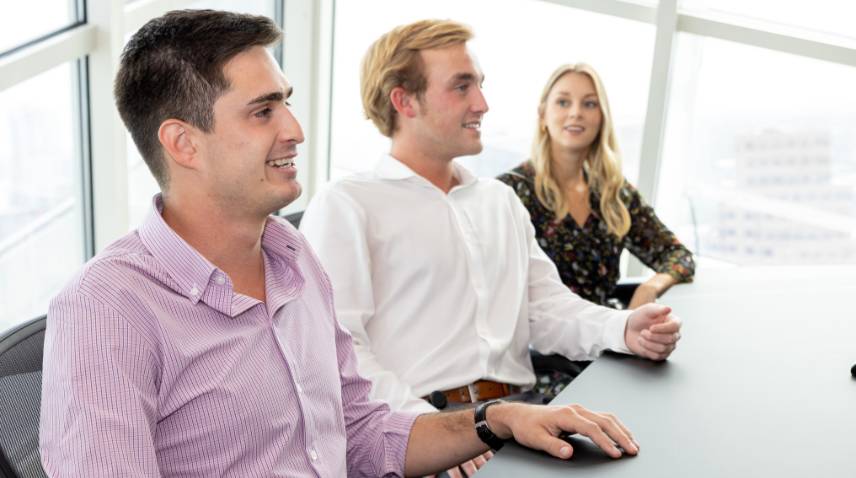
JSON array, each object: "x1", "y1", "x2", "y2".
[{"x1": 115, "y1": 9, "x2": 281, "y2": 188}]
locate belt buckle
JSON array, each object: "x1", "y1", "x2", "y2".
[{"x1": 467, "y1": 383, "x2": 479, "y2": 403}]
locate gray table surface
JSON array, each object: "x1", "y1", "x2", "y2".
[{"x1": 478, "y1": 266, "x2": 856, "y2": 477}]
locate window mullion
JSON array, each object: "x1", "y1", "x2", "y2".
[{"x1": 87, "y1": 0, "x2": 129, "y2": 252}]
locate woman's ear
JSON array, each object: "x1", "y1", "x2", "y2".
[
  {"x1": 158, "y1": 119, "x2": 198, "y2": 170},
  {"x1": 537, "y1": 105, "x2": 547, "y2": 131}
]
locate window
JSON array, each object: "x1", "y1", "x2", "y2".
[
  {"x1": 680, "y1": 0, "x2": 856, "y2": 47},
  {"x1": 656, "y1": 33, "x2": 856, "y2": 265},
  {"x1": 0, "y1": 62, "x2": 86, "y2": 329},
  {"x1": 329, "y1": 0, "x2": 654, "y2": 181},
  {"x1": 0, "y1": 1, "x2": 83, "y2": 54}
]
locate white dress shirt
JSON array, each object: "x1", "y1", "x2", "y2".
[{"x1": 301, "y1": 155, "x2": 630, "y2": 413}]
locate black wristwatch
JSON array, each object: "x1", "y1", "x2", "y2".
[{"x1": 474, "y1": 399, "x2": 506, "y2": 451}]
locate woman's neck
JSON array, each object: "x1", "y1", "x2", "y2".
[{"x1": 549, "y1": 144, "x2": 588, "y2": 186}]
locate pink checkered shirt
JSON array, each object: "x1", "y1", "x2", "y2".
[{"x1": 39, "y1": 195, "x2": 417, "y2": 477}]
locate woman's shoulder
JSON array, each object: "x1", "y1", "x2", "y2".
[
  {"x1": 496, "y1": 161, "x2": 536, "y2": 187},
  {"x1": 616, "y1": 177, "x2": 642, "y2": 205}
]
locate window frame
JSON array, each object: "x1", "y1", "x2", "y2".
[{"x1": 0, "y1": 0, "x2": 855, "y2": 316}]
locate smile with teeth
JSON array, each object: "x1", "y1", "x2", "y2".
[
  {"x1": 564, "y1": 125, "x2": 585, "y2": 133},
  {"x1": 266, "y1": 157, "x2": 295, "y2": 168}
]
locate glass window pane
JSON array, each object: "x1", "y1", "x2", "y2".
[
  {"x1": 679, "y1": 0, "x2": 856, "y2": 47},
  {"x1": 0, "y1": 1, "x2": 81, "y2": 54},
  {"x1": 0, "y1": 63, "x2": 86, "y2": 329},
  {"x1": 125, "y1": 1, "x2": 278, "y2": 226},
  {"x1": 657, "y1": 34, "x2": 856, "y2": 266},
  {"x1": 330, "y1": 0, "x2": 655, "y2": 180}
]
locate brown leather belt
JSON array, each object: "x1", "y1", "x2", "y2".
[{"x1": 424, "y1": 380, "x2": 523, "y2": 405}]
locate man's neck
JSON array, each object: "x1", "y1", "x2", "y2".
[
  {"x1": 161, "y1": 193, "x2": 267, "y2": 301},
  {"x1": 390, "y1": 140, "x2": 458, "y2": 193}
]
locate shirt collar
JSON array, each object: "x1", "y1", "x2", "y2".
[
  {"x1": 138, "y1": 195, "x2": 218, "y2": 305},
  {"x1": 138, "y1": 194, "x2": 304, "y2": 308},
  {"x1": 373, "y1": 154, "x2": 479, "y2": 189}
]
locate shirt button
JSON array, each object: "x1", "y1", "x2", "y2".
[
  {"x1": 295, "y1": 383, "x2": 303, "y2": 394},
  {"x1": 309, "y1": 449, "x2": 318, "y2": 461},
  {"x1": 215, "y1": 275, "x2": 226, "y2": 285},
  {"x1": 189, "y1": 286, "x2": 199, "y2": 296}
]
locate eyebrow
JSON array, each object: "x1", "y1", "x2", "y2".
[
  {"x1": 449, "y1": 72, "x2": 486, "y2": 85},
  {"x1": 246, "y1": 86, "x2": 293, "y2": 106},
  {"x1": 554, "y1": 91, "x2": 598, "y2": 98}
]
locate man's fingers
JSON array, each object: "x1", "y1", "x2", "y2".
[
  {"x1": 641, "y1": 329, "x2": 681, "y2": 345},
  {"x1": 581, "y1": 411, "x2": 639, "y2": 456},
  {"x1": 446, "y1": 467, "x2": 464, "y2": 478},
  {"x1": 460, "y1": 460, "x2": 478, "y2": 476},
  {"x1": 643, "y1": 304, "x2": 672, "y2": 320},
  {"x1": 572, "y1": 419, "x2": 623, "y2": 459},
  {"x1": 648, "y1": 317, "x2": 681, "y2": 334},
  {"x1": 472, "y1": 453, "x2": 489, "y2": 468},
  {"x1": 554, "y1": 408, "x2": 622, "y2": 459},
  {"x1": 637, "y1": 337, "x2": 675, "y2": 360},
  {"x1": 638, "y1": 336, "x2": 670, "y2": 354},
  {"x1": 540, "y1": 435, "x2": 576, "y2": 460}
]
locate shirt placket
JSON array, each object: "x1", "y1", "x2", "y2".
[
  {"x1": 267, "y1": 305, "x2": 324, "y2": 476},
  {"x1": 447, "y1": 193, "x2": 493, "y2": 375}
]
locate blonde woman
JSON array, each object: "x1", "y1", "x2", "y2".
[{"x1": 498, "y1": 64, "x2": 694, "y2": 309}]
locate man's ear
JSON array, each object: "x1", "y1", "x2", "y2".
[
  {"x1": 158, "y1": 119, "x2": 198, "y2": 170},
  {"x1": 390, "y1": 86, "x2": 419, "y2": 118}
]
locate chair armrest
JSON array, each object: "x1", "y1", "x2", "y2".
[
  {"x1": 529, "y1": 350, "x2": 583, "y2": 377},
  {"x1": 608, "y1": 278, "x2": 644, "y2": 309}
]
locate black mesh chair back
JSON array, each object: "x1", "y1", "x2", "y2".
[
  {"x1": 0, "y1": 316, "x2": 48, "y2": 478},
  {"x1": 284, "y1": 211, "x2": 303, "y2": 229}
]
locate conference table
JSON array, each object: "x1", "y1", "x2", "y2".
[{"x1": 478, "y1": 266, "x2": 856, "y2": 477}]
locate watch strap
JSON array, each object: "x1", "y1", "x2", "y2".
[{"x1": 474, "y1": 399, "x2": 506, "y2": 451}]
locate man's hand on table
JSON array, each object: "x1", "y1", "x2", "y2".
[
  {"x1": 625, "y1": 303, "x2": 682, "y2": 361},
  {"x1": 489, "y1": 402, "x2": 639, "y2": 460}
]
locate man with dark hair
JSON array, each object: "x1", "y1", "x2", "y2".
[
  {"x1": 40, "y1": 10, "x2": 640, "y2": 477},
  {"x1": 114, "y1": 9, "x2": 282, "y2": 188}
]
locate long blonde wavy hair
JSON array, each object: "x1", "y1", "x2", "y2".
[{"x1": 531, "y1": 63, "x2": 630, "y2": 238}]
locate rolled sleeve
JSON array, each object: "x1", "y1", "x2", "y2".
[
  {"x1": 379, "y1": 411, "x2": 421, "y2": 477},
  {"x1": 335, "y1": 312, "x2": 421, "y2": 477}
]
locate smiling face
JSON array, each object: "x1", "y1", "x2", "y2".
[
  {"x1": 193, "y1": 46, "x2": 304, "y2": 218},
  {"x1": 542, "y1": 72, "x2": 603, "y2": 156},
  {"x1": 407, "y1": 43, "x2": 489, "y2": 162}
]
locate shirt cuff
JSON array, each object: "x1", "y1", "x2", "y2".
[
  {"x1": 603, "y1": 310, "x2": 632, "y2": 354},
  {"x1": 383, "y1": 411, "x2": 421, "y2": 477}
]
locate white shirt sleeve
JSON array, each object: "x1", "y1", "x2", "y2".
[
  {"x1": 508, "y1": 191, "x2": 632, "y2": 360},
  {"x1": 300, "y1": 186, "x2": 437, "y2": 414}
]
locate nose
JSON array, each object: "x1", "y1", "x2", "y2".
[
  {"x1": 472, "y1": 85, "x2": 489, "y2": 114},
  {"x1": 567, "y1": 102, "x2": 582, "y2": 119},
  {"x1": 278, "y1": 106, "x2": 305, "y2": 145}
]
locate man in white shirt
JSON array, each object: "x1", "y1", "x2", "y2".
[{"x1": 301, "y1": 18, "x2": 680, "y2": 421}]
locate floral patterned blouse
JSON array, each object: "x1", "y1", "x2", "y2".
[{"x1": 498, "y1": 161, "x2": 694, "y2": 306}]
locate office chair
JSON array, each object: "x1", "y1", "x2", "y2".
[
  {"x1": 530, "y1": 279, "x2": 642, "y2": 396},
  {"x1": 284, "y1": 211, "x2": 304, "y2": 229},
  {"x1": 0, "y1": 315, "x2": 48, "y2": 478}
]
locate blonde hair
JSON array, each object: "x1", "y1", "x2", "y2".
[
  {"x1": 531, "y1": 63, "x2": 630, "y2": 238},
  {"x1": 360, "y1": 19, "x2": 473, "y2": 137}
]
